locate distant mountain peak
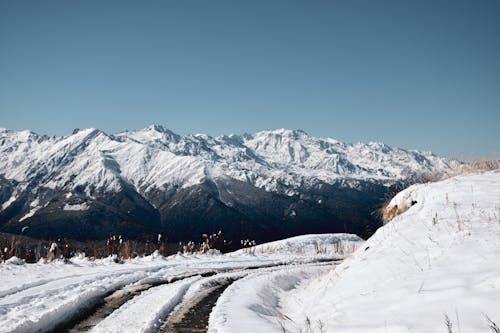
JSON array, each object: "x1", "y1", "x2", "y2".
[
  {"x1": 0, "y1": 126, "x2": 453, "y2": 197},
  {"x1": 256, "y1": 128, "x2": 309, "y2": 138},
  {"x1": 0, "y1": 126, "x2": 456, "y2": 242},
  {"x1": 144, "y1": 124, "x2": 169, "y2": 133}
]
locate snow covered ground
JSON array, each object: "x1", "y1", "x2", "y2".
[
  {"x1": 210, "y1": 171, "x2": 499, "y2": 333},
  {"x1": 1, "y1": 171, "x2": 498, "y2": 333},
  {"x1": 208, "y1": 265, "x2": 331, "y2": 333},
  {"x1": 232, "y1": 233, "x2": 362, "y2": 257},
  {"x1": 0, "y1": 235, "x2": 361, "y2": 333}
]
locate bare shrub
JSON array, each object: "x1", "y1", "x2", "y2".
[
  {"x1": 107, "y1": 235, "x2": 122, "y2": 256},
  {"x1": 334, "y1": 241, "x2": 358, "y2": 256},
  {"x1": 317, "y1": 319, "x2": 326, "y2": 333},
  {"x1": 278, "y1": 320, "x2": 287, "y2": 333},
  {"x1": 0, "y1": 232, "x2": 186, "y2": 262},
  {"x1": 46, "y1": 242, "x2": 58, "y2": 262},
  {"x1": 201, "y1": 231, "x2": 226, "y2": 253},
  {"x1": 241, "y1": 239, "x2": 257, "y2": 254},
  {"x1": 314, "y1": 241, "x2": 327, "y2": 254},
  {"x1": 304, "y1": 316, "x2": 312, "y2": 333}
]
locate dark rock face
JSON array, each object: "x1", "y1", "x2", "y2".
[
  {"x1": 154, "y1": 178, "x2": 392, "y2": 244},
  {"x1": 0, "y1": 177, "x2": 393, "y2": 244},
  {"x1": 0, "y1": 176, "x2": 17, "y2": 206},
  {"x1": 0, "y1": 184, "x2": 161, "y2": 241}
]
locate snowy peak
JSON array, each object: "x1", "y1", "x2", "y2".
[
  {"x1": 253, "y1": 128, "x2": 310, "y2": 139},
  {"x1": 117, "y1": 124, "x2": 181, "y2": 145},
  {"x1": 0, "y1": 127, "x2": 453, "y2": 199}
]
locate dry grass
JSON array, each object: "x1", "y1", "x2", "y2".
[
  {"x1": 448, "y1": 159, "x2": 500, "y2": 176},
  {"x1": 379, "y1": 159, "x2": 499, "y2": 224},
  {"x1": 381, "y1": 203, "x2": 406, "y2": 224},
  {"x1": 380, "y1": 194, "x2": 419, "y2": 225},
  {"x1": 444, "y1": 313, "x2": 453, "y2": 333},
  {"x1": 485, "y1": 314, "x2": 500, "y2": 333}
]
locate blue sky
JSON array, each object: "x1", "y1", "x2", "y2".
[{"x1": 0, "y1": 0, "x2": 498, "y2": 158}]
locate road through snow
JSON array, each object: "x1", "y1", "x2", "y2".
[{"x1": 0, "y1": 242, "x2": 352, "y2": 333}]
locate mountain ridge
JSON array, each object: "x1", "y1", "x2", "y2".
[{"x1": 0, "y1": 125, "x2": 455, "y2": 243}]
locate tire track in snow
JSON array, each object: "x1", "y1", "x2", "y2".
[
  {"x1": 0, "y1": 258, "x2": 339, "y2": 333},
  {"x1": 50, "y1": 263, "x2": 305, "y2": 333},
  {"x1": 157, "y1": 278, "x2": 239, "y2": 333},
  {"x1": 49, "y1": 271, "x2": 218, "y2": 333},
  {"x1": 155, "y1": 264, "x2": 332, "y2": 333},
  {"x1": 48, "y1": 264, "x2": 286, "y2": 333},
  {"x1": 0, "y1": 264, "x2": 167, "y2": 300},
  {"x1": 207, "y1": 263, "x2": 334, "y2": 333},
  {"x1": 0, "y1": 264, "x2": 207, "y2": 333},
  {"x1": 89, "y1": 276, "x2": 206, "y2": 333}
]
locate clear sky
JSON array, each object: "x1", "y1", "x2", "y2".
[{"x1": 0, "y1": 0, "x2": 499, "y2": 158}]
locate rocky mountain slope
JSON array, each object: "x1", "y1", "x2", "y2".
[{"x1": 0, "y1": 126, "x2": 453, "y2": 244}]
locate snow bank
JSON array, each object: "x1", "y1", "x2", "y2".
[
  {"x1": 208, "y1": 265, "x2": 330, "y2": 333},
  {"x1": 4, "y1": 256, "x2": 25, "y2": 265},
  {"x1": 233, "y1": 233, "x2": 363, "y2": 257},
  {"x1": 282, "y1": 171, "x2": 500, "y2": 332}
]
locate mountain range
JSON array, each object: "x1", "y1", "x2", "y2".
[{"x1": 0, "y1": 125, "x2": 454, "y2": 245}]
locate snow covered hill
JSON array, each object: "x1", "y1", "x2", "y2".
[
  {"x1": 0, "y1": 126, "x2": 454, "y2": 242},
  {"x1": 260, "y1": 171, "x2": 500, "y2": 332}
]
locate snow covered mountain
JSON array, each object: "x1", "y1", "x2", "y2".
[{"x1": 0, "y1": 126, "x2": 454, "y2": 243}]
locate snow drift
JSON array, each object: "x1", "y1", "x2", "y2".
[
  {"x1": 280, "y1": 171, "x2": 500, "y2": 332},
  {"x1": 233, "y1": 233, "x2": 363, "y2": 257}
]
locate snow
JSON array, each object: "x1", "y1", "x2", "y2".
[
  {"x1": 94, "y1": 271, "x2": 250, "y2": 333},
  {"x1": 0, "y1": 234, "x2": 351, "y2": 333},
  {"x1": 232, "y1": 233, "x2": 363, "y2": 257},
  {"x1": 4, "y1": 256, "x2": 25, "y2": 265},
  {"x1": 275, "y1": 171, "x2": 500, "y2": 332},
  {"x1": 0, "y1": 126, "x2": 453, "y2": 202},
  {"x1": 63, "y1": 203, "x2": 89, "y2": 211},
  {"x1": 92, "y1": 276, "x2": 203, "y2": 333},
  {"x1": 208, "y1": 265, "x2": 330, "y2": 333},
  {"x1": 1, "y1": 194, "x2": 17, "y2": 211},
  {"x1": 18, "y1": 206, "x2": 40, "y2": 222},
  {"x1": 1, "y1": 172, "x2": 496, "y2": 332},
  {"x1": 18, "y1": 199, "x2": 42, "y2": 221}
]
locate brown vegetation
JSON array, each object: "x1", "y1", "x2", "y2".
[
  {"x1": 379, "y1": 159, "x2": 499, "y2": 225},
  {"x1": 448, "y1": 159, "x2": 500, "y2": 176},
  {"x1": 0, "y1": 230, "x2": 233, "y2": 263}
]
